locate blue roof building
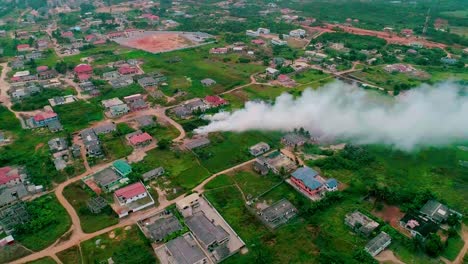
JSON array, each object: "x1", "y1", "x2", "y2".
[
  {"x1": 326, "y1": 178, "x2": 338, "y2": 190},
  {"x1": 291, "y1": 167, "x2": 323, "y2": 195}
]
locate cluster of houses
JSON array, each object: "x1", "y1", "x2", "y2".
[
  {"x1": 101, "y1": 94, "x2": 148, "y2": 118},
  {"x1": 345, "y1": 211, "x2": 392, "y2": 257},
  {"x1": 9, "y1": 66, "x2": 58, "y2": 84},
  {"x1": 341, "y1": 198, "x2": 463, "y2": 258},
  {"x1": 80, "y1": 122, "x2": 118, "y2": 157},
  {"x1": 140, "y1": 193, "x2": 245, "y2": 264},
  {"x1": 209, "y1": 42, "x2": 255, "y2": 56},
  {"x1": 82, "y1": 160, "x2": 158, "y2": 218},
  {"x1": 48, "y1": 137, "x2": 79, "y2": 171},
  {"x1": 172, "y1": 95, "x2": 228, "y2": 119},
  {"x1": 0, "y1": 166, "x2": 43, "y2": 209},
  {"x1": 26, "y1": 109, "x2": 63, "y2": 132},
  {"x1": 399, "y1": 200, "x2": 461, "y2": 239},
  {"x1": 84, "y1": 161, "x2": 164, "y2": 217}
]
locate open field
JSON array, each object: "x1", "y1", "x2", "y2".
[
  {"x1": 63, "y1": 182, "x2": 119, "y2": 233},
  {"x1": 80, "y1": 225, "x2": 155, "y2": 264},
  {"x1": 113, "y1": 31, "x2": 206, "y2": 54},
  {"x1": 194, "y1": 131, "x2": 282, "y2": 172},
  {"x1": 450, "y1": 26, "x2": 468, "y2": 37},
  {"x1": 57, "y1": 246, "x2": 82, "y2": 264},
  {"x1": 54, "y1": 100, "x2": 104, "y2": 132},
  {"x1": 131, "y1": 148, "x2": 210, "y2": 196},
  {"x1": 25, "y1": 257, "x2": 56, "y2": 264}
]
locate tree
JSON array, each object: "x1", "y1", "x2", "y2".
[
  {"x1": 424, "y1": 233, "x2": 444, "y2": 257},
  {"x1": 55, "y1": 61, "x2": 68, "y2": 74},
  {"x1": 353, "y1": 249, "x2": 378, "y2": 264},
  {"x1": 447, "y1": 214, "x2": 461, "y2": 227},
  {"x1": 158, "y1": 138, "x2": 171, "y2": 150},
  {"x1": 80, "y1": 3, "x2": 95, "y2": 14}
]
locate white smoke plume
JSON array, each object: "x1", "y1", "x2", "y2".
[{"x1": 195, "y1": 81, "x2": 468, "y2": 150}]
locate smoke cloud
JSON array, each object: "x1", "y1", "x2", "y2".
[{"x1": 195, "y1": 81, "x2": 468, "y2": 150}]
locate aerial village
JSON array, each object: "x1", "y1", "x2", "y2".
[{"x1": 0, "y1": 0, "x2": 466, "y2": 264}]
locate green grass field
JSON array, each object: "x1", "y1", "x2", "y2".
[
  {"x1": 25, "y1": 257, "x2": 57, "y2": 264},
  {"x1": 131, "y1": 148, "x2": 210, "y2": 197},
  {"x1": 53, "y1": 100, "x2": 104, "y2": 132},
  {"x1": 57, "y1": 246, "x2": 82, "y2": 264},
  {"x1": 80, "y1": 225, "x2": 155, "y2": 264},
  {"x1": 101, "y1": 135, "x2": 133, "y2": 161},
  {"x1": 63, "y1": 182, "x2": 119, "y2": 233},
  {"x1": 194, "y1": 131, "x2": 282, "y2": 172}
]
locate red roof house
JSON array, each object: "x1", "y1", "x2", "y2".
[
  {"x1": 33, "y1": 112, "x2": 58, "y2": 126},
  {"x1": 128, "y1": 132, "x2": 153, "y2": 146},
  {"x1": 107, "y1": 32, "x2": 125, "y2": 39},
  {"x1": 118, "y1": 66, "x2": 138, "y2": 75},
  {"x1": 204, "y1": 95, "x2": 227, "y2": 107},
  {"x1": 142, "y1": 14, "x2": 160, "y2": 21},
  {"x1": 401, "y1": 29, "x2": 413, "y2": 37},
  {"x1": 251, "y1": 39, "x2": 265, "y2": 45},
  {"x1": 61, "y1": 31, "x2": 74, "y2": 38},
  {"x1": 36, "y1": 65, "x2": 49, "y2": 72},
  {"x1": 85, "y1": 34, "x2": 96, "y2": 42},
  {"x1": 17, "y1": 44, "x2": 31, "y2": 52},
  {"x1": 74, "y1": 64, "x2": 93, "y2": 75},
  {"x1": 77, "y1": 73, "x2": 91, "y2": 81},
  {"x1": 10, "y1": 76, "x2": 21, "y2": 82},
  {"x1": 93, "y1": 39, "x2": 106, "y2": 45},
  {"x1": 210, "y1": 47, "x2": 228, "y2": 54},
  {"x1": 114, "y1": 182, "x2": 147, "y2": 205},
  {"x1": 0, "y1": 167, "x2": 21, "y2": 186}
]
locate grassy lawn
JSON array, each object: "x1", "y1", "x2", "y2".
[
  {"x1": 16, "y1": 194, "x2": 72, "y2": 251},
  {"x1": 54, "y1": 100, "x2": 104, "y2": 132},
  {"x1": 442, "y1": 234, "x2": 464, "y2": 261},
  {"x1": 57, "y1": 246, "x2": 82, "y2": 264},
  {"x1": 293, "y1": 69, "x2": 332, "y2": 85},
  {"x1": 101, "y1": 135, "x2": 133, "y2": 161},
  {"x1": 0, "y1": 244, "x2": 31, "y2": 263},
  {"x1": 131, "y1": 148, "x2": 210, "y2": 196},
  {"x1": 0, "y1": 105, "x2": 21, "y2": 131},
  {"x1": 63, "y1": 182, "x2": 119, "y2": 233},
  {"x1": 80, "y1": 225, "x2": 155, "y2": 264},
  {"x1": 94, "y1": 84, "x2": 147, "y2": 101},
  {"x1": 141, "y1": 122, "x2": 180, "y2": 141},
  {"x1": 193, "y1": 131, "x2": 282, "y2": 172},
  {"x1": 25, "y1": 257, "x2": 57, "y2": 264}
]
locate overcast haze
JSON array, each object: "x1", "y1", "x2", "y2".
[{"x1": 195, "y1": 81, "x2": 468, "y2": 150}]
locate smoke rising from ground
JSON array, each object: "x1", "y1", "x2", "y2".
[{"x1": 195, "y1": 81, "x2": 468, "y2": 150}]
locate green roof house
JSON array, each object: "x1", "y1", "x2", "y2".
[{"x1": 113, "y1": 160, "x2": 132, "y2": 177}]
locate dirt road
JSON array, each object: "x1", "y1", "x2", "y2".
[
  {"x1": 452, "y1": 227, "x2": 468, "y2": 264},
  {"x1": 376, "y1": 250, "x2": 405, "y2": 264}
]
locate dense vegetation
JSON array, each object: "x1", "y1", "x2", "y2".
[{"x1": 15, "y1": 195, "x2": 71, "y2": 251}]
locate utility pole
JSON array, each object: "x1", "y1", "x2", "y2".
[{"x1": 422, "y1": 8, "x2": 431, "y2": 36}]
